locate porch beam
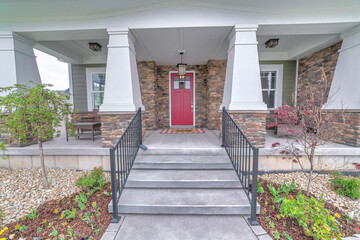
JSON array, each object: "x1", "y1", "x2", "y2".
[
  {"x1": 0, "y1": 32, "x2": 41, "y2": 92},
  {"x1": 221, "y1": 24, "x2": 267, "y2": 111},
  {"x1": 100, "y1": 28, "x2": 144, "y2": 112},
  {"x1": 325, "y1": 25, "x2": 360, "y2": 110}
]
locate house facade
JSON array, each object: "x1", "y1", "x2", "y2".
[{"x1": 0, "y1": 0, "x2": 359, "y2": 148}]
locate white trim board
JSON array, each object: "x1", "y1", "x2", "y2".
[
  {"x1": 168, "y1": 71, "x2": 196, "y2": 128},
  {"x1": 259, "y1": 64, "x2": 283, "y2": 109},
  {"x1": 85, "y1": 67, "x2": 106, "y2": 111}
]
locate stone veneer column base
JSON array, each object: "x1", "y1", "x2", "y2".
[
  {"x1": 323, "y1": 110, "x2": 360, "y2": 147},
  {"x1": 100, "y1": 112, "x2": 138, "y2": 148},
  {"x1": 228, "y1": 110, "x2": 268, "y2": 148}
]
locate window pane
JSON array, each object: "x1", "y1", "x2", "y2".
[
  {"x1": 93, "y1": 92, "x2": 104, "y2": 110},
  {"x1": 92, "y1": 73, "x2": 105, "y2": 91},
  {"x1": 262, "y1": 90, "x2": 275, "y2": 108},
  {"x1": 185, "y1": 75, "x2": 191, "y2": 89},
  {"x1": 260, "y1": 71, "x2": 276, "y2": 89},
  {"x1": 174, "y1": 76, "x2": 179, "y2": 89}
]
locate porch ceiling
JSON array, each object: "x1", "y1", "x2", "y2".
[{"x1": 132, "y1": 27, "x2": 232, "y2": 65}]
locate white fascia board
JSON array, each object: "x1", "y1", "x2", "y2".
[
  {"x1": 258, "y1": 52, "x2": 288, "y2": 61},
  {"x1": 1, "y1": 5, "x2": 360, "y2": 32},
  {"x1": 82, "y1": 55, "x2": 107, "y2": 65}
]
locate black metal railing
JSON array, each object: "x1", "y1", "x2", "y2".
[
  {"x1": 110, "y1": 108, "x2": 142, "y2": 222},
  {"x1": 222, "y1": 107, "x2": 259, "y2": 225}
]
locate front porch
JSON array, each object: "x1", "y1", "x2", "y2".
[{"x1": 2, "y1": 128, "x2": 359, "y2": 172}]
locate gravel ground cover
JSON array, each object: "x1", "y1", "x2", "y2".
[
  {"x1": 260, "y1": 172, "x2": 360, "y2": 220},
  {"x1": 0, "y1": 168, "x2": 110, "y2": 227}
]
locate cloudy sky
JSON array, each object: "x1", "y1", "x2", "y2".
[{"x1": 34, "y1": 49, "x2": 69, "y2": 91}]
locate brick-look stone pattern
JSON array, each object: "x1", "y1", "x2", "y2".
[
  {"x1": 156, "y1": 65, "x2": 208, "y2": 128},
  {"x1": 138, "y1": 61, "x2": 158, "y2": 130},
  {"x1": 229, "y1": 112, "x2": 267, "y2": 148},
  {"x1": 323, "y1": 111, "x2": 360, "y2": 147},
  {"x1": 297, "y1": 42, "x2": 342, "y2": 105},
  {"x1": 207, "y1": 60, "x2": 226, "y2": 130},
  {"x1": 71, "y1": 112, "x2": 95, "y2": 123},
  {"x1": 100, "y1": 113, "x2": 134, "y2": 147},
  {"x1": 297, "y1": 42, "x2": 359, "y2": 147}
]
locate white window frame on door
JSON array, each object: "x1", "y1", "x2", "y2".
[
  {"x1": 86, "y1": 67, "x2": 106, "y2": 111},
  {"x1": 168, "y1": 71, "x2": 196, "y2": 128},
  {"x1": 260, "y1": 64, "x2": 283, "y2": 109}
]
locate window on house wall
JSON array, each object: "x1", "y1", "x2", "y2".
[
  {"x1": 260, "y1": 65, "x2": 283, "y2": 109},
  {"x1": 86, "y1": 68, "x2": 106, "y2": 111}
]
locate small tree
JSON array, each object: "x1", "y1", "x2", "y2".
[
  {"x1": 269, "y1": 68, "x2": 346, "y2": 195},
  {"x1": 0, "y1": 84, "x2": 73, "y2": 189}
]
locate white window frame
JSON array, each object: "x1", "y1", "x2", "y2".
[
  {"x1": 86, "y1": 67, "x2": 106, "y2": 111},
  {"x1": 260, "y1": 64, "x2": 283, "y2": 109}
]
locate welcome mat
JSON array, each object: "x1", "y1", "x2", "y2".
[{"x1": 160, "y1": 128, "x2": 205, "y2": 134}]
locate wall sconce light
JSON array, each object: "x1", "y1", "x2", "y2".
[
  {"x1": 177, "y1": 50, "x2": 187, "y2": 77},
  {"x1": 89, "y1": 42, "x2": 102, "y2": 52},
  {"x1": 265, "y1": 38, "x2": 279, "y2": 48}
]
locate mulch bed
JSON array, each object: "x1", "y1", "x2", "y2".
[
  {"x1": 1, "y1": 183, "x2": 113, "y2": 240},
  {"x1": 257, "y1": 179, "x2": 359, "y2": 240}
]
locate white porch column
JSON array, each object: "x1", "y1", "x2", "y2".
[
  {"x1": 100, "y1": 28, "x2": 144, "y2": 112},
  {"x1": 221, "y1": 25, "x2": 267, "y2": 110},
  {"x1": 324, "y1": 26, "x2": 360, "y2": 110},
  {"x1": 0, "y1": 32, "x2": 41, "y2": 92}
]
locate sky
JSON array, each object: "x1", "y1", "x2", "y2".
[{"x1": 34, "y1": 49, "x2": 69, "y2": 91}]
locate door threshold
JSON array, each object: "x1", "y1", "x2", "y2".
[{"x1": 170, "y1": 125, "x2": 195, "y2": 129}]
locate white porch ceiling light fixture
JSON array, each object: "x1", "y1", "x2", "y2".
[
  {"x1": 177, "y1": 50, "x2": 187, "y2": 77},
  {"x1": 265, "y1": 38, "x2": 279, "y2": 48},
  {"x1": 88, "y1": 42, "x2": 102, "y2": 52}
]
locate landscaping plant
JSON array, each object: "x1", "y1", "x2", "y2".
[
  {"x1": 76, "y1": 167, "x2": 106, "y2": 192},
  {"x1": 269, "y1": 68, "x2": 347, "y2": 195},
  {"x1": 0, "y1": 83, "x2": 74, "y2": 189},
  {"x1": 330, "y1": 172, "x2": 360, "y2": 199},
  {"x1": 280, "y1": 191, "x2": 341, "y2": 239}
]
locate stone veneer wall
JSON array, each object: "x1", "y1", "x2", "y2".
[
  {"x1": 207, "y1": 60, "x2": 227, "y2": 130},
  {"x1": 156, "y1": 65, "x2": 208, "y2": 128},
  {"x1": 297, "y1": 42, "x2": 342, "y2": 103},
  {"x1": 100, "y1": 113, "x2": 134, "y2": 147},
  {"x1": 297, "y1": 41, "x2": 359, "y2": 147},
  {"x1": 323, "y1": 110, "x2": 360, "y2": 147},
  {"x1": 229, "y1": 111, "x2": 267, "y2": 148},
  {"x1": 137, "y1": 61, "x2": 158, "y2": 130}
]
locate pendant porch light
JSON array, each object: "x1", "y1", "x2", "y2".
[{"x1": 177, "y1": 51, "x2": 187, "y2": 77}]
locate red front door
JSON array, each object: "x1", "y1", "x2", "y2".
[{"x1": 171, "y1": 72, "x2": 194, "y2": 126}]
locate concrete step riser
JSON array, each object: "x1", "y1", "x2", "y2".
[
  {"x1": 138, "y1": 149, "x2": 227, "y2": 156},
  {"x1": 114, "y1": 206, "x2": 253, "y2": 215},
  {"x1": 133, "y1": 163, "x2": 233, "y2": 170},
  {"x1": 125, "y1": 180, "x2": 243, "y2": 189}
]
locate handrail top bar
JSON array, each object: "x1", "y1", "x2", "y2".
[
  {"x1": 111, "y1": 108, "x2": 141, "y2": 150},
  {"x1": 222, "y1": 107, "x2": 258, "y2": 150}
]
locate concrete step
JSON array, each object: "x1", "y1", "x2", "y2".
[
  {"x1": 135, "y1": 155, "x2": 230, "y2": 163},
  {"x1": 126, "y1": 169, "x2": 242, "y2": 188},
  {"x1": 109, "y1": 188, "x2": 258, "y2": 215},
  {"x1": 137, "y1": 148, "x2": 227, "y2": 156}
]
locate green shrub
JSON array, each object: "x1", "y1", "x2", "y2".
[
  {"x1": 280, "y1": 192, "x2": 341, "y2": 240},
  {"x1": 0, "y1": 207, "x2": 4, "y2": 219},
  {"x1": 76, "y1": 167, "x2": 106, "y2": 192},
  {"x1": 330, "y1": 175, "x2": 360, "y2": 199}
]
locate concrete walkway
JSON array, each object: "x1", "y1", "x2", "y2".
[{"x1": 103, "y1": 129, "x2": 269, "y2": 240}]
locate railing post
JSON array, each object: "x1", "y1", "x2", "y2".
[
  {"x1": 221, "y1": 107, "x2": 225, "y2": 147},
  {"x1": 110, "y1": 148, "x2": 120, "y2": 223},
  {"x1": 138, "y1": 108, "x2": 142, "y2": 145},
  {"x1": 249, "y1": 147, "x2": 259, "y2": 225}
]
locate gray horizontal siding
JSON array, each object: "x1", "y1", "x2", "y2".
[{"x1": 71, "y1": 64, "x2": 106, "y2": 112}]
